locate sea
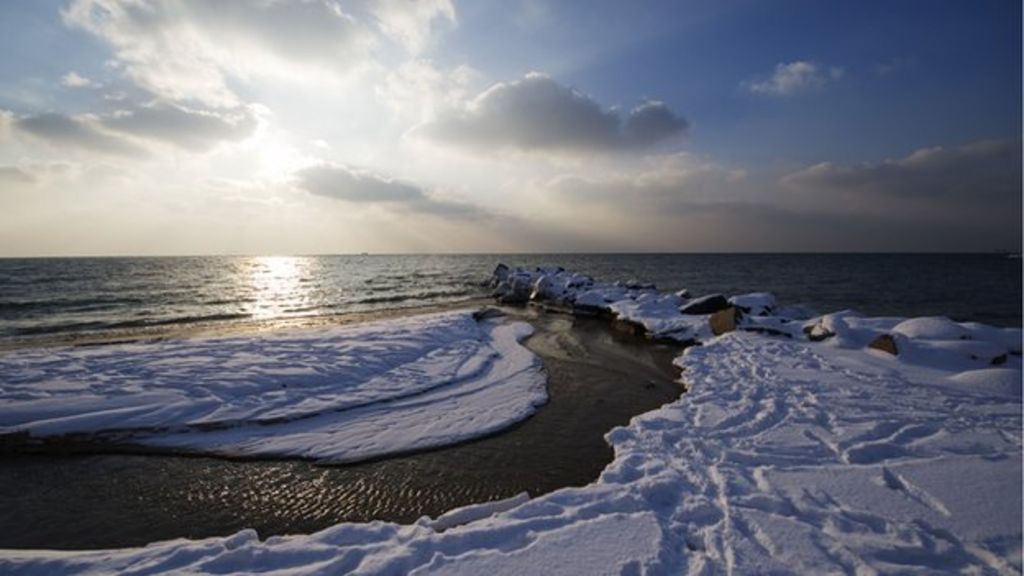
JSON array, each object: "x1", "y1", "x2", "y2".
[{"x1": 0, "y1": 254, "x2": 1020, "y2": 347}]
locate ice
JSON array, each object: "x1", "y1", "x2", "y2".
[
  {"x1": 0, "y1": 265, "x2": 1020, "y2": 574},
  {"x1": 0, "y1": 311, "x2": 547, "y2": 463}
]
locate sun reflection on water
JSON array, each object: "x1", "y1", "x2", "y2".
[{"x1": 244, "y1": 256, "x2": 313, "y2": 319}]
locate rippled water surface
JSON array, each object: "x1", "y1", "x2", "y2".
[{"x1": 0, "y1": 254, "x2": 1019, "y2": 346}]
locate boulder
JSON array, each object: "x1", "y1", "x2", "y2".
[
  {"x1": 493, "y1": 273, "x2": 533, "y2": 304},
  {"x1": 709, "y1": 307, "x2": 740, "y2": 336},
  {"x1": 680, "y1": 294, "x2": 730, "y2": 315},
  {"x1": 612, "y1": 317, "x2": 647, "y2": 337},
  {"x1": 675, "y1": 288, "x2": 692, "y2": 299},
  {"x1": 868, "y1": 334, "x2": 898, "y2": 355},
  {"x1": 489, "y1": 263, "x2": 510, "y2": 288},
  {"x1": 472, "y1": 307, "x2": 506, "y2": 321},
  {"x1": 803, "y1": 322, "x2": 835, "y2": 342},
  {"x1": 530, "y1": 274, "x2": 565, "y2": 301},
  {"x1": 728, "y1": 292, "x2": 776, "y2": 316},
  {"x1": 624, "y1": 279, "x2": 656, "y2": 291}
]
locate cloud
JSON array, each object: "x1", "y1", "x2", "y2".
[
  {"x1": 538, "y1": 139, "x2": 1021, "y2": 251},
  {"x1": 15, "y1": 113, "x2": 148, "y2": 157},
  {"x1": 548, "y1": 153, "x2": 746, "y2": 211},
  {"x1": 61, "y1": 71, "x2": 99, "y2": 88},
  {"x1": 418, "y1": 73, "x2": 688, "y2": 154},
  {"x1": 0, "y1": 166, "x2": 35, "y2": 185},
  {"x1": 100, "y1": 102, "x2": 260, "y2": 151},
  {"x1": 745, "y1": 61, "x2": 843, "y2": 96},
  {"x1": 12, "y1": 102, "x2": 260, "y2": 155},
  {"x1": 781, "y1": 139, "x2": 1021, "y2": 204},
  {"x1": 62, "y1": 0, "x2": 455, "y2": 107},
  {"x1": 369, "y1": 0, "x2": 456, "y2": 54},
  {"x1": 294, "y1": 164, "x2": 484, "y2": 218}
]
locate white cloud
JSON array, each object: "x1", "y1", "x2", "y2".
[
  {"x1": 417, "y1": 73, "x2": 687, "y2": 155},
  {"x1": 745, "y1": 61, "x2": 843, "y2": 96},
  {"x1": 60, "y1": 71, "x2": 99, "y2": 88},
  {"x1": 368, "y1": 0, "x2": 455, "y2": 54},
  {"x1": 61, "y1": 0, "x2": 455, "y2": 107}
]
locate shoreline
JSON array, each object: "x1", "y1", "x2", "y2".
[
  {"x1": 0, "y1": 297, "x2": 494, "y2": 353},
  {"x1": 0, "y1": 308, "x2": 684, "y2": 550}
]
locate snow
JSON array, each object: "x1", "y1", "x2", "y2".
[
  {"x1": 0, "y1": 264, "x2": 1020, "y2": 575},
  {"x1": 0, "y1": 311, "x2": 547, "y2": 463}
]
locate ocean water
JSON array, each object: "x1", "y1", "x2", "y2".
[{"x1": 0, "y1": 254, "x2": 1020, "y2": 346}]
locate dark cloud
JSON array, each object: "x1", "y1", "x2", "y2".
[
  {"x1": 419, "y1": 73, "x2": 687, "y2": 154},
  {"x1": 781, "y1": 139, "x2": 1021, "y2": 203},
  {"x1": 100, "y1": 103, "x2": 259, "y2": 151},
  {"x1": 546, "y1": 140, "x2": 1021, "y2": 251},
  {"x1": 15, "y1": 113, "x2": 147, "y2": 157},
  {"x1": 14, "y1": 102, "x2": 259, "y2": 155},
  {"x1": 294, "y1": 164, "x2": 486, "y2": 219}
]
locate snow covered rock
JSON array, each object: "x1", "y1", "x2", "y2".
[
  {"x1": 679, "y1": 294, "x2": 729, "y2": 315},
  {"x1": 728, "y1": 291, "x2": 776, "y2": 316}
]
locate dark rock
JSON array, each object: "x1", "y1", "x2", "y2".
[
  {"x1": 741, "y1": 326, "x2": 793, "y2": 338},
  {"x1": 680, "y1": 294, "x2": 730, "y2": 315},
  {"x1": 493, "y1": 274, "x2": 533, "y2": 305},
  {"x1": 675, "y1": 288, "x2": 691, "y2": 299},
  {"x1": 991, "y1": 354, "x2": 1008, "y2": 366},
  {"x1": 868, "y1": 334, "x2": 898, "y2": 355},
  {"x1": 489, "y1": 263, "x2": 510, "y2": 288},
  {"x1": 472, "y1": 307, "x2": 506, "y2": 321}
]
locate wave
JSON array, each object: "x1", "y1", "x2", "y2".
[
  {"x1": 0, "y1": 296, "x2": 146, "y2": 313},
  {"x1": 12, "y1": 313, "x2": 253, "y2": 336}
]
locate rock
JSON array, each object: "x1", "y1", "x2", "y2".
[
  {"x1": 566, "y1": 274, "x2": 594, "y2": 289},
  {"x1": 624, "y1": 279, "x2": 656, "y2": 291},
  {"x1": 493, "y1": 273, "x2": 533, "y2": 304},
  {"x1": 868, "y1": 334, "x2": 898, "y2": 355},
  {"x1": 489, "y1": 263, "x2": 510, "y2": 288},
  {"x1": 728, "y1": 292, "x2": 776, "y2": 316},
  {"x1": 472, "y1": 307, "x2": 505, "y2": 321},
  {"x1": 571, "y1": 303, "x2": 605, "y2": 317},
  {"x1": 803, "y1": 322, "x2": 835, "y2": 342},
  {"x1": 991, "y1": 354, "x2": 1008, "y2": 366},
  {"x1": 530, "y1": 274, "x2": 562, "y2": 301},
  {"x1": 680, "y1": 294, "x2": 730, "y2": 315},
  {"x1": 675, "y1": 288, "x2": 692, "y2": 299},
  {"x1": 612, "y1": 317, "x2": 647, "y2": 337},
  {"x1": 709, "y1": 307, "x2": 739, "y2": 336},
  {"x1": 742, "y1": 326, "x2": 793, "y2": 338}
]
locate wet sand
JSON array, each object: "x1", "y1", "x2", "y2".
[{"x1": 0, "y1": 307, "x2": 684, "y2": 550}]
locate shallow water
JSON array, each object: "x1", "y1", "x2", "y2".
[{"x1": 0, "y1": 310, "x2": 683, "y2": 550}]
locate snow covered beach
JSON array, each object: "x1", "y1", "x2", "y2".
[{"x1": 0, "y1": 264, "x2": 1021, "y2": 574}]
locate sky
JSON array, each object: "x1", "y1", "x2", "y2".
[{"x1": 0, "y1": 0, "x2": 1020, "y2": 255}]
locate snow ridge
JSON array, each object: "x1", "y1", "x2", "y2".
[{"x1": 0, "y1": 311, "x2": 548, "y2": 463}]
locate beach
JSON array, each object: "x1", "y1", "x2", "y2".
[{"x1": 0, "y1": 259, "x2": 1020, "y2": 574}]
